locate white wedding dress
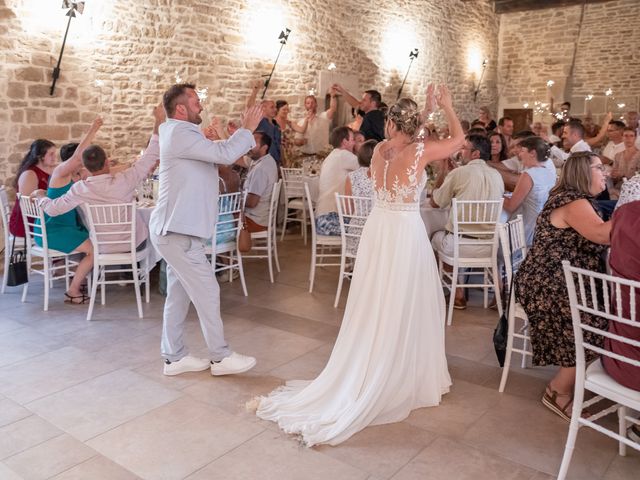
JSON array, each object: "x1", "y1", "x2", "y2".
[{"x1": 256, "y1": 142, "x2": 451, "y2": 446}]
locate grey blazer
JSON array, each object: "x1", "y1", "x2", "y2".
[{"x1": 150, "y1": 119, "x2": 255, "y2": 239}]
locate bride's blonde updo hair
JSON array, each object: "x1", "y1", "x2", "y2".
[{"x1": 387, "y1": 98, "x2": 422, "y2": 137}]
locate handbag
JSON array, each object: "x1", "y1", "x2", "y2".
[
  {"x1": 238, "y1": 215, "x2": 252, "y2": 253},
  {"x1": 6, "y1": 236, "x2": 28, "y2": 286},
  {"x1": 493, "y1": 227, "x2": 513, "y2": 367}
]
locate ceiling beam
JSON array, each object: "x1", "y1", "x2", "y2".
[{"x1": 494, "y1": 0, "x2": 617, "y2": 14}]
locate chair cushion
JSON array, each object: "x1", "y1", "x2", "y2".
[{"x1": 585, "y1": 359, "x2": 640, "y2": 410}]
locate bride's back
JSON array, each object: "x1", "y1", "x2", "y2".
[{"x1": 371, "y1": 141, "x2": 426, "y2": 204}]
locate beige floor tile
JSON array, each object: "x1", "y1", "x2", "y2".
[
  {"x1": 0, "y1": 415, "x2": 62, "y2": 460},
  {"x1": 182, "y1": 371, "x2": 283, "y2": 417},
  {"x1": 133, "y1": 359, "x2": 210, "y2": 391},
  {"x1": 27, "y1": 369, "x2": 183, "y2": 441},
  {"x1": 444, "y1": 324, "x2": 497, "y2": 362},
  {"x1": 462, "y1": 394, "x2": 618, "y2": 478},
  {"x1": 269, "y1": 343, "x2": 333, "y2": 380},
  {"x1": 603, "y1": 450, "x2": 640, "y2": 480},
  {"x1": 185, "y1": 430, "x2": 367, "y2": 480},
  {"x1": 0, "y1": 463, "x2": 23, "y2": 480},
  {"x1": 0, "y1": 318, "x2": 24, "y2": 335},
  {"x1": 405, "y1": 379, "x2": 501, "y2": 438},
  {"x1": 316, "y1": 422, "x2": 437, "y2": 478},
  {"x1": 224, "y1": 303, "x2": 339, "y2": 342},
  {"x1": 4, "y1": 434, "x2": 96, "y2": 480},
  {"x1": 0, "y1": 326, "x2": 61, "y2": 368},
  {"x1": 445, "y1": 354, "x2": 500, "y2": 387},
  {"x1": 87, "y1": 397, "x2": 264, "y2": 480},
  {"x1": 0, "y1": 398, "x2": 31, "y2": 428},
  {"x1": 483, "y1": 366, "x2": 551, "y2": 401},
  {"x1": 258, "y1": 291, "x2": 347, "y2": 326},
  {"x1": 93, "y1": 331, "x2": 163, "y2": 370},
  {"x1": 390, "y1": 436, "x2": 537, "y2": 480},
  {"x1": 224, "y1": 324, "x2": 325, "y2": 374},
  {"x1": 50, "y1": 455, "x2": 141, "y2": 480},
  {"x1": 0, "y1": 346, "x2": 116, "y2": 404}
]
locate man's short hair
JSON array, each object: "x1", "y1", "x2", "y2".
[
  {"x1": 512, "y1": 130, "x2": 536, "y2": 141},
  {"x1": 471, "y1": 120, "x2": 485, "y2": 128},
  {"x1": 82, "y1": 144, "x2": 107, "y2": 172},
  {"x1": 467, "y1": 127, "x2": 487, "y2": 136},
  {"x1": 163, "y1": 83, "x2": 196, "y2": 117},
  {"x1": 329, "y1": 126, "x2": 353, "y2": 148},
  {"x1": 623, "y1": 126, "x2": 637, "y2": 135},
  {"x1": 60, "y1": 143, "x2": 79, "y2": 162},
  {"x1": 498, "y1": 116, "x2": 513, "y2": 126},
  {"x1": 566, "y1": 121, "x2": 585, "y2": 138},
  {"x1": 561, "y1": 101, "x2": 571, "y2": 109},
  {"x1": 466, "y1": 134, "x2": 491, "y2": 161},
  {"x1": 551, "y1": 120, "x2": 566, "y2": 135},
  {"x1": 254, "y1": 131, "x2": 272, "y2": 151},
  {"x1": 609, "y1": 120, "x2": 626, "y2": 130},
  {"x1": 364, "y1": 90, "x2": 382, "y2": 108}
]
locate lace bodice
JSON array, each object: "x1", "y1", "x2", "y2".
[{"x1": 372, "y1": 141, "x2": 426, "y2": 205}]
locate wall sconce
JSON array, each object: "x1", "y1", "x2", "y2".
[
  {"x1": 50, "y1": 1, "x2": 85, "y2": 96},
  {"x1": 397, "y1": 48, "x2": 418, "y2": 100},
  {"x1": 261, "y1": 27, "x2": 291, "y2": 99},
  {"x1": 473, "y1": 58, "x2": 488, "y2": 102}
]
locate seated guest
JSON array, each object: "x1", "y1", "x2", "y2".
[
  {"x1": 487, "y1": 131, "x2": 519, "y2": 191},
  {"x1": 344, "y1": 139, "x2": 376, "y2": 255},
  {"x1": 549, "y1": 116, "x2": 611, "y2": 167},
  {"x1": 32, "y1": 118, "x2": 103, "y2": 304},
  {"x1": 35, "y1": 108, "x2": 163, "y2": 255},
  {"x1": 497, "y1": 116, "x2": 514, "y2": 146},
  {"x1": 315, "y1": 126, "x2": 358, "y2": 235},
  {"x1": 502, "y1": 136, "x2": 556, "y2": 246},
  {"x1": 430, "y1": 134, "x2": 504, "y2": 309},
  {"x1": 9, "y1": 139, "x2": 57, "y2": 239},
  {"x1": 472, "y1": 106, "x2": 497, "y2": 131},
  {"x1": 615, "y1": 172, "x2": 640, "y2": 211},
  {"x1": 609, "y1": 127, "x2": 640, "y2": 199},
  {"x1": 515, "y1": 152, "x2": 611, "y2": 421},
  {"x1": 353, "y1": 131, "x2": 365, "y2": 155},
  {"x1": 243, "y1": 131, "x2": 278, "y2": 234},
  {"x1": 601, "y1": 120, "x2": 626, "y2": 165},
  {"x1": 602, "y1": 199, "x2": 640, "y2": 395},
  {"x1": 549, "y1": 120, "x2": 565, "y2": 145}
]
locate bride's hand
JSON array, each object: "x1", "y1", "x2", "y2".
[{"x1": 435, "y1": 85, "x2": 453, "y2": 110}]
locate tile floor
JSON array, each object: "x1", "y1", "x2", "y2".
[{"x1": 0, "y1": 236, "x2": 637, "y2": 480}]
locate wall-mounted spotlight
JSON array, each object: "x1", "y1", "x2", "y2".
[
  {"x1": 261, "y1": 27, "x2": 291, "y2": 99},
  {"x1": 50, "y1": 1, "x2": 85, "y2": 96}
]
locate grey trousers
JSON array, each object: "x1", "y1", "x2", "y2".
[{"x1": 151, "y1": 231, "x2": 231, "y2": 362}]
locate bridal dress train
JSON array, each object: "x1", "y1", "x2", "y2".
[{"x1": 256, "y1": 142, "x2": 451, "y2": 446}]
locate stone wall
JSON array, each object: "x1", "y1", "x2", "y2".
[
  {"x1": 497, "y1": 0, "x2": 640, "y2": 123},
  {"x1": 0, "y1": 0, "x2": 500, "y2": 192}
]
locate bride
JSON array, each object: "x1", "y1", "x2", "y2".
[{"x1": 256, "y1": 85, "x2": 465, "y2": 446}]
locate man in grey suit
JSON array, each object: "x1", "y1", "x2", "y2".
[{"x1": 150, "y1": 83, "x2": 263, "y2": 376}]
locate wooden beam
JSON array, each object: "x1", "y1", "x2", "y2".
[{"x1": 494, "y1": 0, "x2": 617, "y2": 14}]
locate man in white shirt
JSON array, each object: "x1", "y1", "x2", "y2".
[
  {"x1": 296, "y1": 90, "x2": 338, "y2": 155},
  {"x1": 243, "y1": 132, "x2": 278, "y2": 233},
  {"x1": 35, "y1": 106, "x2": 164, "y2": 252},
  {"x1": 150, "y1": 83, "x2": 262, "y2": 377},
  {"x1": 549, "y1": 121, "x2": 592, "y2": 167},
  {"x1": 601, "y1": 120, "x2": 626, "y2": 164},
  {"x1": 431, "y1": 134, "x2": 504, "y2": 309},
  {"x1": 315, "y1": 126, "x2": 358, "y2": 235},
  {"x1": 497, "y1": 116, "x2": 514, "y2": 147}
]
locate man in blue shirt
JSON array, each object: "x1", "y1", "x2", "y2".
[{"x1": 246, "y1": 82, "x2": 281, "y2": 165}]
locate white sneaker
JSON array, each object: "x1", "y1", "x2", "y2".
[
  {"x1": 163, "y1": 355, "x2": 210, "y2": 376},
  {"x1": 210, "y1": 352, "x2": 256, "y2": 376}
]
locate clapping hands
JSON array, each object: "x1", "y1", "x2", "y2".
[{"x1": 241, "y1": 104, "x2": 264, "y2": 132}]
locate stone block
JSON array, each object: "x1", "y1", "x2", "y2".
[
  {"x1": 25, "y1": 108, "x2": 47, "y2": 123},
  {"x1": 14, "y1": 67, "x2": 45, "y2": 82},
  {"x1": 10, "y1": 110, "x2": 23, "y2": 123},
  {"x1": 28, "y1": 84, "x2": 63, "y2": 98},
  {"x1": 19, "y1": 125, "x2": 69, "y2": 142},
  {"x1": 56, "y1": 110, "x2": 80, "y2": 123},
  {"x1": 6, "y1": 82, "x2": 25, "y2": 99}
]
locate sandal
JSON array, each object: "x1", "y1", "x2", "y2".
[
  {"x1": 542, "y1": 385, "x2": 573, "y2": 422},
  {"x1": 64, "y1": 292, "x2": 89, "y2": 305}
]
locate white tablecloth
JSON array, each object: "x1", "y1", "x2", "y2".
[
  {"x1": 303, "y1": 175, "x2": 320, "y2": 202},
  {"x1": 137, "y1": 206, "x2": 163, "y2": 273},
  {"x1": 420, "y1": 201, "x2": 450, "y2": 238}
]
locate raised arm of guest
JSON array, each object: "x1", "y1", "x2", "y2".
[
  {"x1": 49, "y1": 117, "x2": 103, "y2": 187},
  {"x1": 245, "y1": 80, "x2": 261, "y2": 109},
  {"x1": 326, "y1": 86, "x2": 338, "y2": 121},
  {"x1": 289, "y1": 114, "x2": 309, "y2": 134},
  {"x1": 333, "y1": 83, "x2": 360, "y2": 109},
  {"x1": 586, "y1": 112, "x2": 612, "y2": 149}
]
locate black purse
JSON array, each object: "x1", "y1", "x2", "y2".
[
  {"x1": 493, "y1": 228, "x2": 513, "y2": 367},
  {"x1": 6, "y1": 236, "x2": 28, "y2": 286}
]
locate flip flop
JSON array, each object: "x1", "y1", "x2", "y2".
[{"x1": 64, "y1": 292, "x2": 89, "y2": 305}]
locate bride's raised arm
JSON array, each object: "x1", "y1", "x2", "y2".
[{"x1": 421, "y1": 85, "x2": 464, "y2": 162}]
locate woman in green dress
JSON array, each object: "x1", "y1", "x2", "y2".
[{"x1": 34, "y1": 118, "x2": 103, "y2": 304}]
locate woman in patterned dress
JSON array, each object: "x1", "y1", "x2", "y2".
[{"x1": 515, "y1": 152, "x2": 611, "y2": 421}]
